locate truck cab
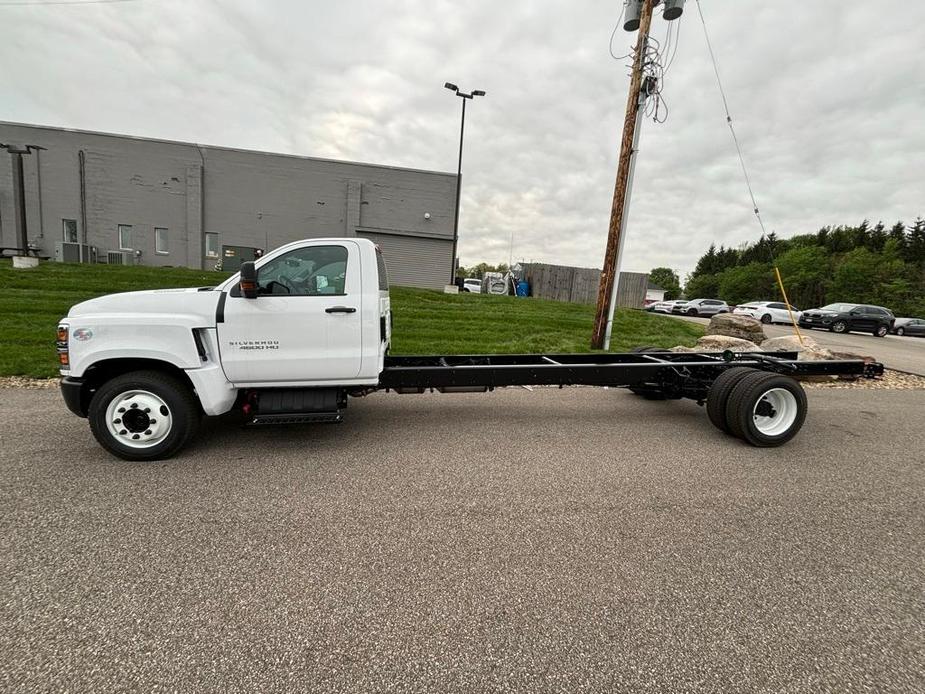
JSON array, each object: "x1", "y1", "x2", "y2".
[{"x1": 58, "y1": 238, "x2": 391, "y2": 459}]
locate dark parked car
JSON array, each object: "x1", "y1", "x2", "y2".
[
  {"x1": 798, "y1": 303, "x2": 895, "y2": 337},
  {"x1": 894, "y1": 318, "x2": 925, "y2": 337}
]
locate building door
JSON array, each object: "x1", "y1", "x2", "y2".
[{"x1": 218, "y1": 241, "x2": 362, "y2": 384}]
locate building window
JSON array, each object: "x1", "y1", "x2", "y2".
[
  {"x1": 62, "y1": 219, "x2": 78, "y2": 243},
  {"x1": 205, "y1": 232, "x2": 219, "y2": 258},
  {"x1": 155, "y1": 227, "x2": 169, "y2": 255},
  {"x1": 118, "y1": 224, "x2": 133, "y2": 251}
]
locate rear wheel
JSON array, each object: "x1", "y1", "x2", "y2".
[
  {"x1": 874, "y1": 325, "x2": 888, "y2": 337},
  {"x1": 760, "y1": 313, "x2": 772, "y2": 324},
  {"x1": 725, "y1": 372, "x2": 807, "y2": 447},
  {"x1": 88, "y1": 370, "x2": 201, "y2": 461},
  {"x1": 831, "y1": 320, "x2": 848, "y2": 334},
  {"x1": 706, "y1": 367, "x2": 756, "y2": 434}
]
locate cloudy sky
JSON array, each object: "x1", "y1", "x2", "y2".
[{"x1": 2, "y1": 0, "x2": 923, "y2": 278}]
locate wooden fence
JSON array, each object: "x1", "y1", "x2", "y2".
[{"x1": 521, "y1": 263, "x2": 648, "y2": 308}]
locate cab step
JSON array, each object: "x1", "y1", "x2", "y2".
[{"x1": 248, "y1": 412, "x2": 343, "y2": 425}]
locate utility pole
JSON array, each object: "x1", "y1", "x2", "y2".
[{"x1": 591, "y1": 0, "x2": 656, "y2": 349}]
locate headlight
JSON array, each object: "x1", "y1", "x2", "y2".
[{"x1": 56, "y1": 325, "x2": 69, "y2": 370}]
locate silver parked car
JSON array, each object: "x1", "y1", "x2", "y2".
[
  {"x1": 893, "y1": 318, "x2": 925, "y2": 337},
  {"x1": 681, "y1": 298, "x2": 730, "y2": 317}
]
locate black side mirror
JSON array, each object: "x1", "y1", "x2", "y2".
[{"x1": 240, "y1": 261, "x2": 258, "y2": 299}]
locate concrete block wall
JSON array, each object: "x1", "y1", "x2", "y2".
[{"x1": 0, "y1": 122, "x2": 457, "y2": 287}]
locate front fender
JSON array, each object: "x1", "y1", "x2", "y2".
[{"x1": 65, "y1": 317, "x2": 204, "y2": 377}]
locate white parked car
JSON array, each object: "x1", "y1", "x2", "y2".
[
  {"x1": 651, "y1": 300, "x2": 686, "y2": 314},
  {"x1": 733, "y1": 301, "x2": 802, "y2": 325},
  {"x1": 462, "y1": 278, "x2": 482, "y2": 293}
]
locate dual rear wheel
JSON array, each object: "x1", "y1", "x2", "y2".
[{"x1": 707, "y1": 368, "x2": 807, "y2": 446}]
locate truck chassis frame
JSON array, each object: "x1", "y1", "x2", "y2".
[{"x1": 379, "y1": 350, "x2": 881, "y2": 398}]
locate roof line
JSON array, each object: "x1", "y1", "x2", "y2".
[{"x1": 0, "y1": 119, "x2": 458, "y2": 179}]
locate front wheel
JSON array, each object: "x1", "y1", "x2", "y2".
[
  {"x1": 874, "y1": 325, "x2": 888, "y2": 337},
  {"x1": 88, "y1": 370, "x2": 201, "y2": 461},
  {"x1": 687, "y1": 308, "x2": 699, "y2": 316},
  {"x1": 830, "y1": 320, "x2": 848, "y2": 334},
  {"x1": 896, "y1": 327, "x2": 905, "y2": 336}
]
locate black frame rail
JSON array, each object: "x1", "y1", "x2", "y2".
[{"x1": 380, "y1": 351, "x2": 883, "y2": 397}]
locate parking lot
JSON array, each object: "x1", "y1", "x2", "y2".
[
  {"x1": 663, "y1": 313, "x2": 925, "y2": 375},
  {"x1": 2, "y1": 386, "x2": 923, "y2": 692}
]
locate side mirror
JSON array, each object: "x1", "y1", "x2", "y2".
[{"x1": 240, "y1": 261, "x2": 258, "y2": 299}]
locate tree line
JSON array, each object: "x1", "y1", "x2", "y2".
[{"x1": 670, "y1": 219, "x2": 925, "y2": 316}]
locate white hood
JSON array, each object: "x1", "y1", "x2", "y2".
[{"x1": 68, "y1": 287, "x2": 221, "y2": 323}]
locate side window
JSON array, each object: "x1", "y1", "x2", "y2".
[
  {"x1": 155, "y1": 227, "x2": 169, "y2": 255},
  {"x1": 118, "y1": 224, "x2": 133, "y2": 251},
  {"x1": 63, "y1": 219, "x2": 78, "y2": 243},
  {"x1": 376, "y1": 248, "x2": 389, "y2": 291},
  {"x1": 768, "y1": 303, "x2": 785, "y2": 310},
  {"x1": 204, "y1": 232, "x2": 219, "y2": 258},
  {"x1": 257, "y1": 245, "x2": 348, "y2": 296}
]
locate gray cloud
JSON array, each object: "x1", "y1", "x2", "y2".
[{"x1": 2, "y1": 0, "x2": 922, "y2": 278}]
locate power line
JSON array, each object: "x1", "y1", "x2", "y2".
[
  {"x1": 695, "y1": 0, "x2": 768, "y2": 238},
  {"x1": 0, "y1": 0, "x2": 142, "y2": 6}
]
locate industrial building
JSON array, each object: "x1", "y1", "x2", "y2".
[{"x1": 0, "y1": 122, "x2": 457, "y2": 288}]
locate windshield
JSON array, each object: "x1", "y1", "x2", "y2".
[{"x1": 819, "y1": 303, "x2": 857, "y2": 312}]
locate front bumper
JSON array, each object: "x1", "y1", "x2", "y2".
[
  {"x1": 61, "y1": 376, "x2": 88, "y2": 417},
  {"x1": 799, "y1": 317, "x2": 833, "y2": 328}
]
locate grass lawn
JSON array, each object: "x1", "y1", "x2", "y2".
[{"x1": 0, "y1": 260, "x2": 703, "y2": 378}]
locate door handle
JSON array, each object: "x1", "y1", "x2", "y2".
[{"x1": 325, "y1": 306, "x2": 357, "y2": 314}]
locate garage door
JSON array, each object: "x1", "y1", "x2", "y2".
[{"x1": 356, "y1": 231, "x2": 453, "y2": 290}]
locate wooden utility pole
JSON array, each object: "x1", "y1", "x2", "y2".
[{"x1": 591, "y1": 0, "x2": 655, "y2": 349}]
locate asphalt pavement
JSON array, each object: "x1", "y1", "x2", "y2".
[
  {"x1": 662, "y1": 313, "x2": 925, "y2": 375},
  {"x1": 2, "y1": 386, "x2": 923, "y2": 693}
]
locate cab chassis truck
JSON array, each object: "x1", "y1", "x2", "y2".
[{"x1": 56, "y1": 238, "x2": 884, "y2": 461}]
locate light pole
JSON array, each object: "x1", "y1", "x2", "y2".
[{"x1": 444, "y1": 82, "x2": 485, "y2": 284}]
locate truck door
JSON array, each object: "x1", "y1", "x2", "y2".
[{"x1": 218, "y1": 242, "x2": 362, "y2": 384}]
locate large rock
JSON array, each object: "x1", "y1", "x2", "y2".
[
  {"x1": 706, "y1": 313, "x2": 767, "y2": 343},
  {"x1": 760, "y1": 335, "x2": 834, "y2": 361},
  {"x1": 695, "y1": 334, "x2": 762, "y2": 352}
]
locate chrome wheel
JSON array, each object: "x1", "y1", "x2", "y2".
[
  {"x1": 105, "y1": 389, "x2": 173, "y2": 449},
  {"x1": 752, "y1": 387, "x2": 798, "y2": 437}
]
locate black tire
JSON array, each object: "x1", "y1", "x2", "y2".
[
  {"x1": 830, "y1": 320, "x2": 848, "y2": 334},
  {"x1": 725, "y1": 372, "x2": 807, "y2": 447},
  {"x1": 760, "y1": 313, "x2": 772, "y2": 324},
  {"x1": 88, "y1": 370, "x2": 201, "y2": 461},
  {"x1": 873, "y1": 325, "x2": 888, "y2": 337},
  {"x1": 896, "y1": 327, "x2": 905, "y2": 336},
  {"x1": 687, "y1": 308, "x2": 698, "y2": 316},
  {"x1": 706, "y1": 367, "x2": 757, "y2": 434}
]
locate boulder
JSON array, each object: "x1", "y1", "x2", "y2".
[
  {"x1": 706, "y1": 313, "x2": 767, "y2": 343},
  {"x1": 695, "y1": 334, "x2": 762, "y2": 352},
  {"x1": 760, "y1": 335, "x2": 834, "y2": 361}
]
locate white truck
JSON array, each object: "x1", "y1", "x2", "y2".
[{"x1": 57, "y1": 238, "x2": 882, "y2": 461}]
